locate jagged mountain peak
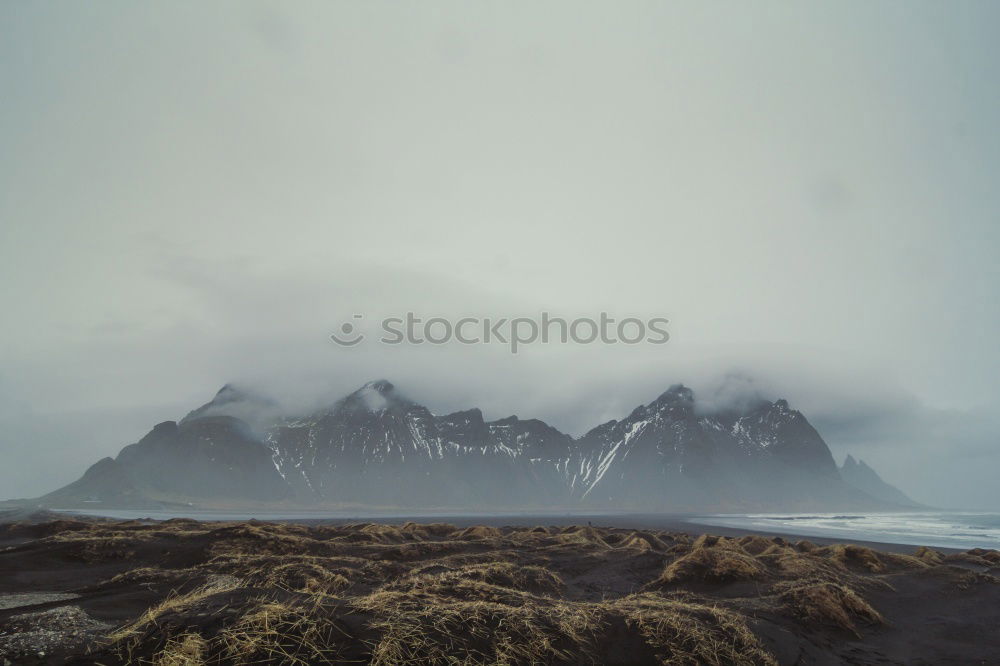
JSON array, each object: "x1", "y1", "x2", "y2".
[
  {"x1": 361, "y1": 379, "x2": 395, "y2": 393},
  {"x1": 441, "y1": 407, "x2": 485, "y2": 423},
  {"x1": 181, "y1": 383, "x2": 277, "y2": 424},
  {"x1": 738, "y1": 397, "x2": 803, "y2": 427},
  {"x1": 654, "y1": 384, "x2": 695, "y2": 405},
  {"x1": 214, "y1": 383, "x2": 248, "y2": 400},
  {"x1": 39, "y1": 455, "x2": 147, "y2": 508},
  {"x1": 339, "y1": 379, "x2": 412, "y2": 414},
  {"x1": 845, "y1": 455, "x2": 889, "y2": 478},
  {"x1": 569, "y1": 383, "x2": 846, "y2": 503},
  {"x1": 617, "y1": 384, "x2": 696, "y2": 422},
  {"x1": 148, "y1": 421, "x2": 179, "y2": 437},
  {"x1": 840, "y1": 453, "x2": 921, "y2": 507}
]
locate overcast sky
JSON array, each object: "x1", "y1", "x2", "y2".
[{"x1": 2, "y1": 1, "x2": 998, "y2": 508}]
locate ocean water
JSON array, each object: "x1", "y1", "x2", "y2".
[{"x1": 690, "y1": 512, "x2": 1000, "y2": 550}]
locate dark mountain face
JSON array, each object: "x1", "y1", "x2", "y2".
[
  {"x1": 38, "y1": 457, "x2": 152, "y2": 508},
  {"x1": 567, "y1": 386, "x2": 850, "y2": 510},
  {"x1": 115, "y1": 417, "x2": 289, "y2": 501},
  {"x1": 180, "y1": 384, "x2": 280, "y2": 430},
  {"x1": 42, "y1": 416, "x2": 289, "y2": 507},
  {"x1": 840, "y1": 454, "x2": 921, "y2": 507},
  {"x1": 37, "y1": 379, "x2": 911, "y2": 511},
  {"x1": 265, "y1": 381, "x2": 572, "y2": 506}
]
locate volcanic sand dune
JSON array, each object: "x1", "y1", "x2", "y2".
[{"x1": 1, "y1": 514, "x2": 999, "y2": 664}]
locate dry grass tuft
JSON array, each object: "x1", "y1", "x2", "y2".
[
  {"x1": 914, "y1": 546, "x2": 945, "y2": 565},
  {"x1": 619, "y1": 531, "x2": 669, "y2": 552},
  {"x1": 817, "y1": 544, "x2": 887, "y2": 573},
  {"x1": 656, "y1": 545, "x2": 765, "y2": 585},
  {"x1": 106, "y1": 567, "x2": 191, "y2": 586},
  {"x1": 553, "y1": 526, "x2": 612, "y2": 549},
  {"x1": 795, "y1": 540, "x2": 819, "y2": 553},
  {"x1": 611, "y1": 594, "x2": 778, "y2": 666},
  {"x1": 380, "y1": 540, "x2": 469, "y2": 562},
  {"x1": 757, "y1": 543, "x2": 796, "y2": 558},
  {"x1": 50, "y1": 534, "x2": 142, "y2": 563},
  {"x1": 152, "y1": 633, "x2": 207, "y2": 666},
  {"x1": 615, "y1": 530, "x2": 667, "y2": 553},
  {"x1": 817, "y1": 544, "x2": 928, "y2": 574},
  {"x1": 359, "y1": 524, "x2": 407, "y2": 544},
  {"x1": 217, "y1": 597, "x2": 345, "y2": 665},
  {"x1": 737, "y1": 535, "x2": 782, "y2": 556},
  {"x1": 971, "y1": 548, "x2": 1000, "y2": 564},
  {"x1": 207, "y1": 524, "x2": 332, "y2": 557},
  {"x1": 452, "y1": 525, "x2": 503, "y2": 540},
  {"x1": 354, "y1": 590, "x2": 606, "y2": 665},
  {"x1": 764, "y1": 549, "x2": 845, "y2": 584},
  {"x1": 459, "y1": 562, "x2": 563, "y2": 595},
  {"x1": 353, "y1": 589, "x2": 778, "y2": 665},
  {"x1": 944, "y1": 549, "x2": 1000, "y2": 568},
  {"x1": 397, "y1": 562, "x2": 564, "y2": 598},
  {"x1": 399, "y1": 522, "x2": 457, "y2": 539},
  {"x1": 106, "y1": 577, "x2": 242, "y2": 651},
  {"x1": 390, "y1": 578, "x2": 534, "y2": 607},
  {"x1": 956, "y1": 548, "x2": 1000, "y2": 565},
  {"x1": 252, "y1": 561, "x2": 350, "y2": 595},
  {"x1": 691, "y1": 534, "x2": 725, "y2": 549},
  {"x1": 780, "y1": 582, "x2": 884, "y2": 637}
]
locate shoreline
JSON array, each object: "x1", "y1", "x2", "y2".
[{"x1": 20, "y1": 507, "x2": 980, "y2": 554}]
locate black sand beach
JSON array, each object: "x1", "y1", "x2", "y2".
[{"x1": 2, "y1": 511, "x2": 998, "y2": 664}]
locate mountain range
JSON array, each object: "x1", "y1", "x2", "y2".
[{"x1": 28, "y1": 380, "x2": 919, "y2": 511}]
